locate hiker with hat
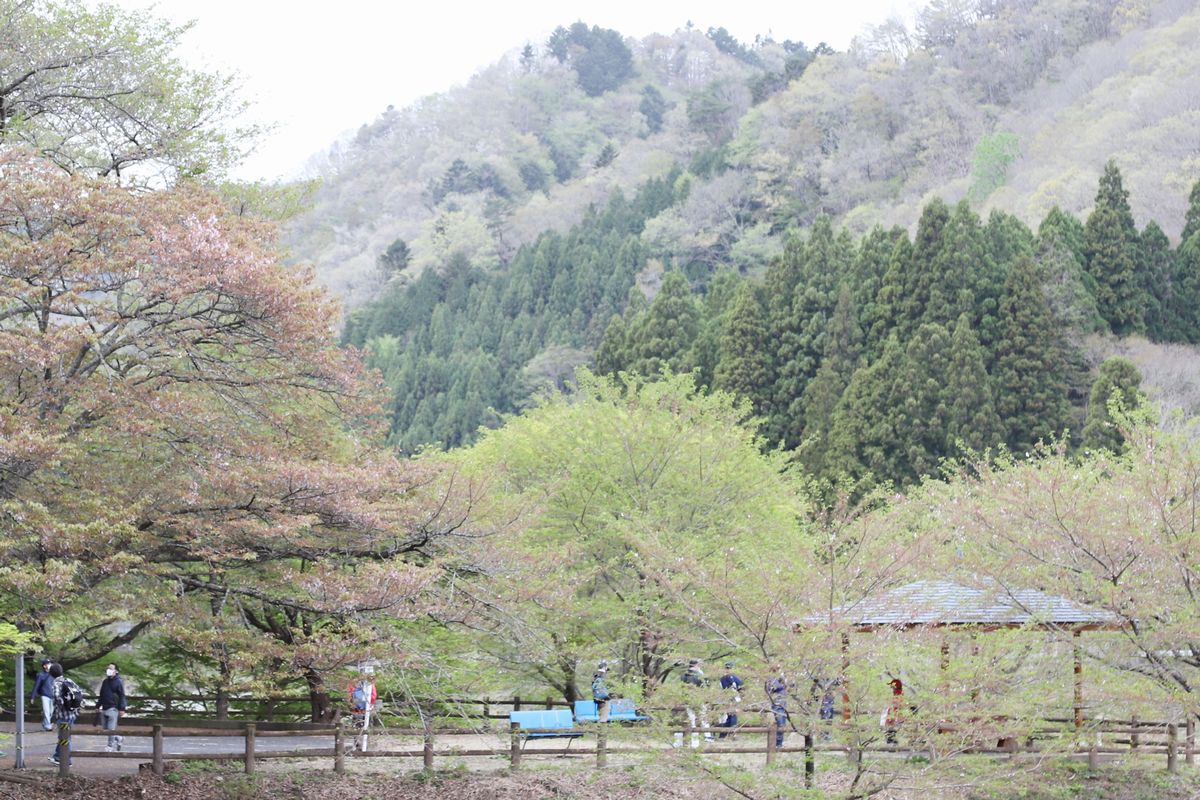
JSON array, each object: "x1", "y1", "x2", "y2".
[{"x1": 591, "y1": 660, "x2": 611, "y2": 723}]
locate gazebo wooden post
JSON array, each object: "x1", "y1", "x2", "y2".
[
  {"x1": 841, "y1": 632, "x2": 852, "y2": 722},
  {"x1": 1072, "y1": 629, "x2": 1084, "y2": 729}
]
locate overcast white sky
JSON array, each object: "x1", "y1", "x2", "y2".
[{"x1": 109, "y1": 1, "x2": 919, "y2": 182}]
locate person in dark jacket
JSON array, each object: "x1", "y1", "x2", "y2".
[
  {"x1": 98, "y1": 663, "x2": 126, "y2": 751},
  {"x1": 718, "y1": 661, "x2": 744, "y2": 737},
  {"x1": 30, "y1": 659, "x2": 55, "y2": 731},
  {"x1": 765, "y1": 664, "x2": 788, "y2": 748}
]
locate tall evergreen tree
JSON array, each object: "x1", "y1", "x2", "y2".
[
  {"x1": 1083, "y1": 161, "x2": 1144, "y2": 335},
  {"x1": 1167, "y1": 235, "x2": 1200, "y2": 344},
  {"x1": 992, "y1": 257, "x2": 1071, "y2": 453},
  {"x1": 628, "y1": 271, "x2": 699, "y2": 376},
  {"x1": 897, "y1": 322, "x2": 957, "y2": 483},
  {"x1": 771, "y1": 217, "x2": 853, "y2": 449},
  {"x1": 896, "y1": 198, "x2": 951, "y2": 339},
  {"x1": 595, "y1": 287, "x2": 648, "y2": 376},
  {"x1": 714, "y1": 283, "x2": 774, "y2": 417},
  {"x1": 1182, "y1": 178, "x2": 1200, "y2": 244},
  {"x1": 1081, "y1": 357, "x2": 1143, "y2": 454},
  {"x1": 944, "y1": 314, "x2": 1004, "y2": 456},
  {"x1": 1138, "y1": 221, "x2": 1174, "y2": 342},
  {"x1": 826, "y1": 337, "x2": 908, "y2": 488},
  {"x1": 797, "y1": 283, "x2": 863, "y2": 478},
  {"x1": 1036, "y1": 208, "x2": 1104, "y2": 337}
]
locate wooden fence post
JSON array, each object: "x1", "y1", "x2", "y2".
[
  {"x1": 545, "y1": 695, "x2": 553, "y2": 710},
  {"x1": 509, "y1": 721, "x2": 522, "y2": 770},
  {"x1": 766, "y1": 716, "x2": 777, "y2": 765},
  {"x1": 1087, "y1": 744, "x2": 1098, "y2": 771},
  {"x1": 596, "y1": 724, "x2": 608, "y2": 768},
  {"x1": 152, "y1": 724, "x2": 164, "y2": 776},
  {"x1": 423, "y1": 729, "x2": 434, "y2": 770},
  {"x1": 513, "y1": 695, "x2": 521, "y2": 712},
  {"x1": 1167, "y1": 723, "x2": 1177, "y2": 774},
  {"x1": 57, "y1": 722, "x2": 70, "y2": 779},
  {"x1": 804, "y1": 732, "x2": 815, "y2": 788},
  {"x1": 1131, "y1": 715, "x2": 1139, "y2": 751},
  {"x1": 333, "y1": 726, "x2": 344, "y2": 775},
  {"x1": 244, "y1": 723, "x2": 256, "y2": 775}
]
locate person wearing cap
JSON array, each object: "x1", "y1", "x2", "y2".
[
  {"x1": 718, "y1": 661, "x2": 744, "y2": 738},
  {"x1": 591, "y1": 661, "x2": 611, "y2": 723},
  {"x1": 30, "y1": 659, "x2": 55, "y2": 731}
]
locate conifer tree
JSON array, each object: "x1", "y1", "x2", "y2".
[
  {"x1": 1183, "y1": 178, "x2": 1200, "y2": 244},
  {"x1": 1168, "y1": 235, "x2": 1200, "y2": 344},
  {"x1": 1083, "y1": 161, "x2": 1144, "y2": 335},
  {"x1": 992, "y1": 257, "x2": 1071, "y2": 454},
  {"x1": 1036, "y1": 208, "x2": 1104, "y2": 337},
  {"x1": 925, "y1": 201, "x2": 992, "y2": 331},
  {"x1": 826, "y1": 337, "x2": 907, "y2": 488},
  {"x1": 797, "y1": 284, "x2": 863, "y2": 477},
  {"x1": 628, "y1": 271, "x2": 699, "y2": 376},
  {"x1": 898, "y1": 323, "x2": 956, "y2": 482},
  {"x1": 1138, "y1": 221, "x2": 1174, "y2": 342},
  {"x1": 771, "y1": 217, "x2": 852, "y2": 449},
  {"x1": 595, "y1": 287, "x2": 648, "y2": 376},
  {"x1": 854, "y1": 225, "x2": 907, "y2": 357},
  {"x1": 945, "y1": 314, "x2": 1004, "y2": 456},
  {"x1": 714, "y1": 283, "x2": 774, "y2": 417},
  {"x1": 864, "y1": 235, "x2": 913, "y2": 356},
  {"x1": 1081, "y1": 357, "x2": 1143, "y2": 454},
  {"x1": 896, "y1": 198, "x2": 951, "y2": 339}
]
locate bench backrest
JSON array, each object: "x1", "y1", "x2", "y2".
[
  {"x1": 574, "y1": 700, "x2": 599, "y2": 722},
  {"x1": 609, "y1": 697, "x2": 645, "y2": 720},
  {"x1": 509, "y1": 709, "x2": 574, "y2": 730}
]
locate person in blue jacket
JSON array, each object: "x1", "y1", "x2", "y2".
[
  {"x1": 718, "y1": 661, "x2": 743, "y2": 737},
  {"x1": 30, "y1": 658, "x2": 55, "y2": 731}
]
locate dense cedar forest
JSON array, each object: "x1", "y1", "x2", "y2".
[{"x1": 344, "y1": 161, "x2": 1200, "y2": 488}]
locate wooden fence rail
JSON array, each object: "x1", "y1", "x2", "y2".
[{"x1": 47, "y1": 713, "x2": 1196, "y2": 783}]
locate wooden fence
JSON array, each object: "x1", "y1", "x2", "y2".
[{"x1": 51, "y1": 711, "x2": 1196, "y2": 785}]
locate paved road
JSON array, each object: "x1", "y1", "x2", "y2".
[{"x1": 4, "y1": 726, "x2": 337, "y2": 778}]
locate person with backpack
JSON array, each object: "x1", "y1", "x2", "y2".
[
  {"x1": 591, "y1": 660, "x2": 611, "y2": 723},
  {"x1": 30, "y1": 659, "x2": 55, "y2": 731},
  {"x1": 98, "y1": 662, "x2": 127, "y2": 751},
  {"x1": 48, "y1": 662, "x2": 82, "y2": 765}
]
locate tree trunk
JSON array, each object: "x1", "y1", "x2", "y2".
[{"x1": 305, "y1": 669, "x2": 335, "y2": 723}]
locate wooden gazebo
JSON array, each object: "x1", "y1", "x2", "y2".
[{"x1": 801, "y1": 580, "x2": 1123, "y2": 727}]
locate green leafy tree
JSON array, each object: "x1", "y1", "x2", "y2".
[
  {"x1": 1182, "y1": 178, "x2": 1200, "y2": 244},
  {"x1": 967, "y1": 131, "x2": 1020, "y2": 203},
  {"x1": 1083, "y1": 161, "x2": 1144, "y2": 335},
  {"x1": 457, "y1": 371, "x2": 804, "y2": 698},
  {"x1": 0, "y1": 0, "x2": 253, "y2": 180},
  {"x1": 713, "y1": 283, "x2": 773, "y2": 417},
  {"x1": 1081, "y1": 357, "x2": 1143, "y2": 454},
  {"x1": 1138, "y1": 221, "x2": 1174, "y2": 342},
  {"x1": 826, "y1": 337, "x2": 908, "y2": 488}
]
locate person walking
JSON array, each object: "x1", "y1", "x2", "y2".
[
  {"x1": 98, "y1": 663, "x2": 127, "y2": 751},
  {"x1": 765, "y1": 664, "x2": 788, "y2": 749},
  {"x1": 48, "y1": 663, "x2": 82, "y2": 766},
  {"x1": 591, "y1": 661, "x2": 611, "y2": 723},
  {"x1": 718, "y1": 661, "x2": 743, "y2": 738},
  {"x1": 30, "y1": 659, "x2": 55, "y2": 731}
]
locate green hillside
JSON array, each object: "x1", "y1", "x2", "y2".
[{"x1": 294, "y1": 1, "x2": 1200, "y2": 481}]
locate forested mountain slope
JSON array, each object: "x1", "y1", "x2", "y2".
[{"x1": 300, "y1": 1, "x2": 1200, "y2": 486}]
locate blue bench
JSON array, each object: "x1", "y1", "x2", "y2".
[
  {"x1": 574, "y1": 698, "x2": 649, "y2": 723},
  {"x1": 509, "y1": 709, "x2": 583, "y2": 750},
  {"x1": 574, "y1": 700, "x2": 599, "y2": 722},
  {"x1": 609, "y1": 697, "x2": 649, "y2": 722}
]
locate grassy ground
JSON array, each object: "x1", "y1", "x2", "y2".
[{"x1": 2, "y1": 754, "x2": 1196, "y2": 800}]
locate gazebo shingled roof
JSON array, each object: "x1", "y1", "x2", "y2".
[{"x1": 801, "y1": 580, "x2": 1122, "y2": 631}]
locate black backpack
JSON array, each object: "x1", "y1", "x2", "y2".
[{"x1": 54, "y1": 677, "x2": 83, "y2": 719}]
